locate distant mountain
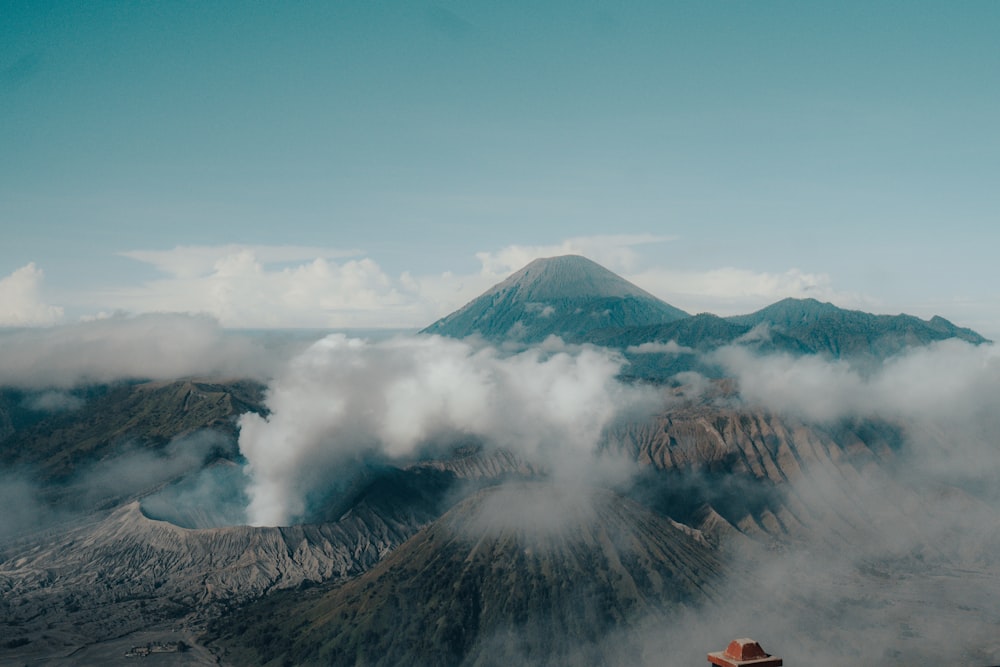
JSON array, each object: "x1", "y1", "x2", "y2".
[
  {"x1": 581, "y1": 297, "x2": 989, "y2": 380},
  {"x1": 208, "y1": 483, "x2": 723, "y2": 667},
  {"x1": 421, "y1": 255, "x2": 689, "y2": 343},
  {"x1": 423, "y1": 258, "x2": 987, "y2": 371},
  {"x1": 725, "y1": 297, "x2": 989, "y2": 361}
]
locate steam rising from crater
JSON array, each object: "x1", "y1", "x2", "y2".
[{"x1": 238, "y1": 334, "x2": 657, "y2": 526}]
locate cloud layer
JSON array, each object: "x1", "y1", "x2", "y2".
[
  {"x1": 0, "y1": 238, "x2": 892, "y2": 330},
  {"x1": 714, "y1": 338, "x2": 1000, "y2": 425},
  {"x1": 0, "y1": 313, "x2": 288, "y2": 388}
]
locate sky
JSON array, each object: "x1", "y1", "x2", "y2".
[{"x1": 2, "y1": 1, "x2": 998, "y2": 336}]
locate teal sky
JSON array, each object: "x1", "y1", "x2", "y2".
[{"x1": 2, "y1": 1, "x2": 998, "y2": 334}]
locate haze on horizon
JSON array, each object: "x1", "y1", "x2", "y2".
[{"x1": 2, "y1": 2, "x2": 999, "y2": 337}]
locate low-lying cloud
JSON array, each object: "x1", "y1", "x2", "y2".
[
  {"x1": 714, "y1": 338, "x2": 1000, "y2": 425},
  {"x1": 626, "y1": 340, "x2": 694, "y2": 355},
  {"x1": 11, "y1": 239, "x2": 888, "y2": 331},
  {"x1": 0, "y1": 313, "x2": 289, "y2": 388},
  {"x1": 67, "y1": 430, "x2": 230, "y2": 508},
  {"x1": 238, "y1": 334, "x2": 659, "y2": 526},
  {"x1": 0, "y1": 430, "x2": 234, "y2": 540},
  {"x1": 649, "y1": 338, "x2": 1000, "y2": 663}
]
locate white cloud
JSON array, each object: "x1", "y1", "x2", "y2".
[
  {"x1": 85, "y1": 238, "x2": 881, "y2": 330},
  {"x1": 111, "y1": 247, "x2": 415, "y2": 328},
  {"x1": 109, "y1": 238, "x2": 682, "y2": 330},
  {"x1": 238, "y1": 334, "x2": 658, "y2": 525},
  {"x1": 625, "y1": 341, "x2": 695, "y2": 355},
  {"x1": 713, "y1": 338, "x2": 1000, "y2": 425},
  {"x1": 475, "y1": 234, "x2": 675, "y2": 277},
  {"x1": 0, "y1": 263, "x2": 63, "y2": 326},
  {"x1": 120, "y1": 244, "x2": 362, "y2": 279},
  {"x1": 0, "y1": 313, "x2": 288, "y2": 388},
  {"x1": 626, "y1": 266, "x2": 874, "y2": 316}
]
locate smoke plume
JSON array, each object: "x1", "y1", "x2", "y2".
[{"x1": 238, "y1": 334, "x2": 659, "y2": 526}]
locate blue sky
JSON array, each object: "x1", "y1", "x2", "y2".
[{"x1": 2, "y1": 1, "x2": 998, "y2": 335}]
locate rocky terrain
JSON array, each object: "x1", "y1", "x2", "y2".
[
  {"x1": 1, "y1": 255, "x2": 997, "y2": 665},
  {"x1": 207, "y1": 483, "x2": 726, "y2": 667},
  {"x1": 0, "y1": 463, "x2": 466, "y2": 664}
]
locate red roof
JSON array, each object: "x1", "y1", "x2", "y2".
[{"x1": 707, "y1": 638, "x2": 783, "y2": 667}]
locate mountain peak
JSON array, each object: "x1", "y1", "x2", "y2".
[
  {"x1": 728, "y1": 297, "x2": 845, "y2": 328},
  {"x1": 422, "y1": 255, "x2": 689, "y2": 342},
  {"x1": 493, "y1": 254, "x2": 661, "y2": 302}
]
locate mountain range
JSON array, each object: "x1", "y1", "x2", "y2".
[
  {"x1": 1, "y1": 255, "x2": 997, "y2": 666},
  {"x1": 425, "y1": 255, "x2": 987, "y2": 373}
]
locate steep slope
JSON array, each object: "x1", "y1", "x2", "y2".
[
  {"x1": 209, "y1": 483, "x2": 723, "y2": 667},
  {"x1": 605, "y1": 404, "x2": 905, "y2": 545},
  {"x1": 422, "y1": 255, "x2": 688, "y2": 343}
]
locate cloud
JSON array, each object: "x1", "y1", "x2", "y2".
[
  {"x1": 111, "y1": 247, "x2": 414, "y2": 328},
  {"x1": 85, "y1": 238, "x2": 882, "y2": 331},
  {"x1": 713, "y1": 338, "x2": 1000, "y2": 425},
  {"x1": 120, "y1": 244, "x2": 362, "y2": 279},
  {"x1": 0, "y1": 263, "x2": 63, "y2": 326},
  {"x1": 627, "y1": 266, "x2": 873, "y2": 316},
  {"x1": 697, "y1": 338, "x2": 1000, "y2": 629},
  {"x1": 0, "y1": 472, "x2": 54, "y2": 540},
  {"x1": 67, "y1": 430, "x2": 229, "y2": 508},
  {"x1": 238, "y1": 334, "x2": 659, "y2": 526},
  {"x1": 23, "y1": 390, "x2": 84, "y2": 412},
  {"x1": 475, "y1": 234, "x2": 675, "y2": 277},
  {"x1": 102, "y1": 237, "x2": 682, "y2": 331},
  {"x1": 0, "y1": 431, "x2": 240, "y2": 539},
  {"x1": 615, "y1": 340, "x2": 1000, "y2": 664},
  {"x1": 625, "y1": 340, "x2": 694, "y2": 355},
  {"x1": 0, "y1": 313, "x2": 289, "y2": 388}
]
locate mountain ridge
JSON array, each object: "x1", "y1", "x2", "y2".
[{"x1": 422, "y1": 257, "x2": 988, "y2": 364}]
